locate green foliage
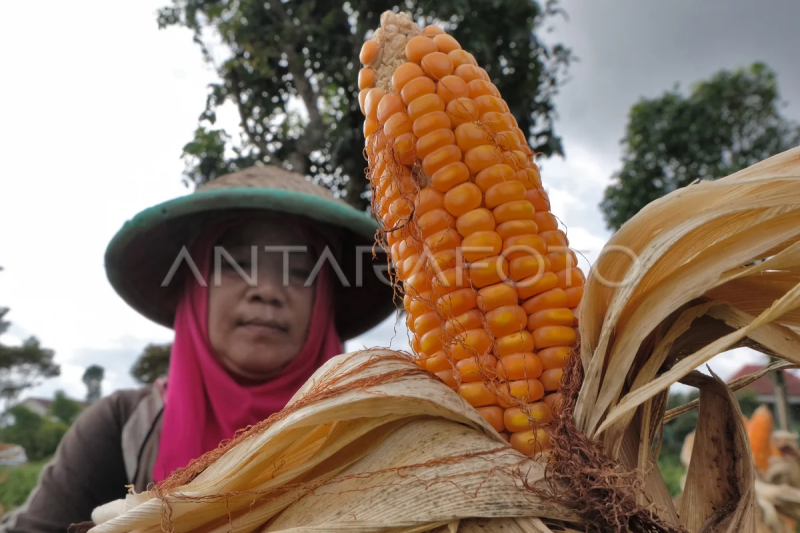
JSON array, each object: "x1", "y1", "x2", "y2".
[
  {"x1": 82, "y1": 365, "x2": 104, "y2": 403},
  {"x1": 657, "y1": 450, "x2": 685, "y2": 497},
  {"x1": 0, "y1": 406, "x2": 68, "y2": 462},
  {"x1": 0, "y1": 338, "x2": 59, "y2": 418},
  {"x1": 0, "y1": 308, "x2": 8, "y2": 337},
  {"x1": 157, "y1": 0, "x2": 573, "y2": 210},
  {"x1": 0, "y1": 461, "x2": 46, "y2": 511},
  {"x1": 662, "y1": 388, "x2": 699, "y2": 456},
  {"x1": 0, "y1": 297, "x2": 8, "y2": 337},
  {"x1": 130, "y1": 343, "x2": 171, "y2": 385},
  {"x1": 35, "y1": 422, "x2": 69, "y2": 459},
  {"x1": 735, "y1": 388, "x2": 762, "y2": 419},
  {"x1": 0, "y1": 267, "x2": 6, "y2": 336},
  {"x1": 601, "y1": 62, "x2": 800, "y2": 231},
  {"x1": 180, "y1": 127, "x2": 256, "y2": 189},
  {"x1": 0, "y1": 268, "x2": 60, "y2": 418},
  {"x1": 49, "y1": 390, "x2": 83, "y2": 425},
  {"x1": 1, "y1": 404, "x2": 39, "y2": 437}
]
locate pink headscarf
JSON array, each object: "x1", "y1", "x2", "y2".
[{"x1": 152, "y1": 219, "x2": 344, "y2": 483}]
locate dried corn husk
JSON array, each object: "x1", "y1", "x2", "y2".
[
  {"x1": 682, "y1": 428, "x2": 800, "y2": 532},
  {"x1": 569, "y1": 144, "x2": 800, "y2": 530},
  {"x1": 89, "y1": 350, "x2": 580, "y2": 532}
]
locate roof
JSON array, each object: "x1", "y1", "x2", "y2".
[
  {"x1": 21, "y1": 396, "x2": 90, "y2": 408},
  {"x1": 728, "y1": 365, "x2": 800, "y2": 397},
  {"x1": 21, "y1": 397, "x2": 53, "y2": 408}
]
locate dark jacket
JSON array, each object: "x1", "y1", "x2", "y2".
[{"x1": 0, "y1": 385, "x2": 164, "y2": 533}]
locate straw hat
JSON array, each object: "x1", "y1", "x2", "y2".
[{"x1": 104, "y1": 166, "x2": 398, "y2": 341}]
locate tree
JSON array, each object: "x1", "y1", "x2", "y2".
[
  {"x1": 49, "y1": 390, "x2": 83, "y2": 425},
  {"x1": 156, "y1": 0, "x2": 573, "y2": 210},
  {"x1": 0, "y1": 267, "x2": 60, "y2": 419},
  {"x1": 0, "y1": 338, "x2": 59, "y2": 420},
  {"x1": 0, "y1": 267, "x2": 9, "y2": 337},
  {"x1": 0, "y1": 307, "x2": 9, "y2": 336},
  {"x1": 601, "y1": 62, "x2": 800, "y2": 231},
  {"x1": 130, "y1": 343, "x2": 171, "y2": 385},
  {"x1": 0, "y1": 404, "x2": 68, "y2": 462},
  {"x1": 82, "y1": 365, "x2": 104, "y2": 403},
  {"x1": 0, "y1": 404, "x2": 42, "y2": 454}
]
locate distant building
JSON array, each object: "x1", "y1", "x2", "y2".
[
  {"x1": 0, "y1": 443, "x2": 27, "y2": 467},
  {"x1": 18, "y1": 397, "x2": 54, "y2": 417},
  {"x1": 728, "y1": 365, "x2": 800, "y2": 406},
  {"x1": 17, "y1": 396, "x2": 89, "y2": 420}
]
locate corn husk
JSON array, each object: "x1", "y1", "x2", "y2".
[
  {"x1": 85, "y1": 14, "x2": 800, "y2": 529},
  {"x1": 570, "y1": 143, "x2": 800, "y2": 530},
  {"x1": 89, "y1": 350, "x2": 579, "y2": 532},
  {"x1": 681, "y1": 423, "x2": 800, "y2": 532}
]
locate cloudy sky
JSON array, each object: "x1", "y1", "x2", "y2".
[{"x1": 1, "y1": 0, "x2": 798, "y2": 402}]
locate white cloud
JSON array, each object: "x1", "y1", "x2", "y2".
[
  {"x1": 698, "y1": 347, "x2": 769, "y2": 380},
  {"x1": 669, "y1": 348, "x2": 770, "y2": 395},
  {"x1": 539, "y1": 143, "x2": 619, "y2": 191},
  {"x1": 564, "y1": 227, "x2": 610, "y2": 272},
  {"x1": 547, "y1": 187, "x2": 584, "y2": 216},
  {"x1": 345, "y1": 314, "x2": 412, "y2": 354}
]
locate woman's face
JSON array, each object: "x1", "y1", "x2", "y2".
[{"x1": 207, "y1": 219, "x2": 316, "y2": 381}]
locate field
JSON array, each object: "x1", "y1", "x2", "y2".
[{"x1": 0, "y1": 461, "x2": 45, "y2": 515}]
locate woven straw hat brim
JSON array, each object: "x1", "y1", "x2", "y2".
[{"x1": 104, "y1": 167, "x2": 399, "y2": 341}]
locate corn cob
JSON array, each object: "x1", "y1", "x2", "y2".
[
  {"x1": 358, "y1": 12, "x2": 583, "y2": 456},
  {"x1": 748, "y1": 405, "x2": 773, "y2": 472}
]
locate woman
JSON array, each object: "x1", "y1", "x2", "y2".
[{"x1": 1, "y1": 166, "x2": 396, "y2": 533}]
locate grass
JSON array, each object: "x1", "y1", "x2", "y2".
[{"x1": 0, "y1": 461, "x2": 46, "y2": 515}]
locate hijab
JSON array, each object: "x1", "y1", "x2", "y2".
[{"x1": 152, "y1": 219, "x2": 344, "y2": 482}]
